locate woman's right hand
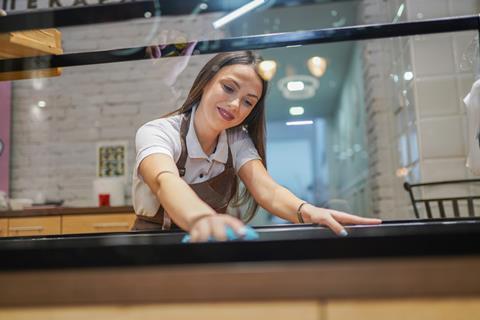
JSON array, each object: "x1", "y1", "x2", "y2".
[{"x1": 188, "y1": 214, "x2": 246, "y2": 243}]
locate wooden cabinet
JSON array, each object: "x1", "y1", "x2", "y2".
[
  {"x1": 8, "y1": 216, "x2": 61, "y2": 237},
  {"x1": 0, "y1": 219, "x2": 7, "y2": 237},
  {"x1": 325, "y1": 298, "x2": 480, "y2": 320},
  {"x1": 62, "y1": 213, "x2": 136, "y2": 234},
  {"x1": 0, "y1": 210, "x2": 136, "y2": 237}
]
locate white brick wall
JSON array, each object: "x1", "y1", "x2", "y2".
[
  {"x1": 360, "y1": 0, "x2": 480, "y2": 219},
  {"x1": 10, "y1": 9, "x2": 225, "y2": 206}
]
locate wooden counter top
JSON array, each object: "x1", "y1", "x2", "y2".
[{"x1": 0, "y1": 205, "x2": 134, "y2": 218}]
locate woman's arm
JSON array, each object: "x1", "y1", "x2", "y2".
[
  {"x1": 238, "y1": 159, "x2": 381, "y2": 235},
  {"x1": 138, "y1": 154, "x2": 245, "y2": 240},
  {"x1": 138, "y1": 154, "x2": 217, "y2": 231}
]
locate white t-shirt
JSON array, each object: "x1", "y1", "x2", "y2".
[{"x1": 132, "y1": 105, "x2": 262, "y2": 217}]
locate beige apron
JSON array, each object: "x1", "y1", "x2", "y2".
[{"x1": 132, "y1": 111, "x2": 236, "y2": 231}]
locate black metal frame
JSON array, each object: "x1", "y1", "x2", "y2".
[
  {"x1": 0, "y1": 9, "x2": 479, "y2": 73},
  {"x1": 0, "y1": 0, "x2": 356, "y2": 33},
  {"x1": 404, "y1": 179, "x2": 480, "y2": 219}
]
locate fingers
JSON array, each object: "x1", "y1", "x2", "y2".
[
  {"x1": 223, "y1": 215, "x2": 247, "y2": 237},
  {"x1": 181, "y1": 41, "x2": 197, "y2": 56},
  {"x1": 211, "y1": 218, "x2": 228, "y2": 241},
  {"x1": 322, "y1": 215, "x2": 348, "y2": 237},
  {"x1": 189, "y1": 215, "x2": 246, "y2": 243},
  {"x1": 190, "y1": 218, "x2": 210, "y2": 242},
  {"x1": 330, "y1": 211, "x2": 382, "y2": 225}
]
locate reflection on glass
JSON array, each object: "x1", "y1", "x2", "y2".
[{"x1": 1, "y1": 0, "x2": 480, "y2": 238}]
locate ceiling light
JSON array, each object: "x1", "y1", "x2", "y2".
[
  {"x1": 38, "y1": 101, "x2": 46, "y2": 108},
  {"x1": 213, "y1": 0, "x2": 265, "y2": 29},
  {"x1": 278, "y1": 75, "x2": 319, "y2": 100},
  {"x1": 289, "y1": 106, "x2": 304, "y2": 116},
  {"x1": 307, "y1": 56, "x2": 327, "y2": 77},
  {"x1": 393, "y1": 3, "x2": 405, "y2": 23},
  {"x1": 258, "y1": 60, "x2": 277, "y2": 81},
  {"x1": 403, "y1": 71, "x2": 414, "y2": 81},
  {"x1": 286, "y1": 120, "x2": 313, "y2": 126},
  {"x1": 287, "y1": 81, "x2": 304, "y2": 91},
  {"x1": 396, "y1": 167, "x2": 409, "y2": 177}
]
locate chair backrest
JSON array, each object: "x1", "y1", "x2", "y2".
[{"x1": 403, "y1": 179, "x2": 480, "y2": 219}]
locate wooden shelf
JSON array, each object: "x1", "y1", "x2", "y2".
[{"x1": 0, "y1": 28, "x2": 63, "y2": 81}]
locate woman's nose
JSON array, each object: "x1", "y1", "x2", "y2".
[{"x1": 229, "y1": 97, "x2": 241, "y2": 110}]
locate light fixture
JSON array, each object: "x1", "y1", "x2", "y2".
[
  {"x1": 289, "y1": 106, "x2": 304, "y2": 116},
  {"x1": 258, "y1": 60, "x2": 277, "y2": 81},
  {"x1": 396, "y1": 167, "x2": 409, "y2": 177},
  {"x1": 393, "y1": 3, "x2": 405, "y2": 23},
  {"x1": 38, "y1": 100, "x2": 46, "y2": 108},
  {"x1": 403, "y1": 71, "x2": 414, "y2": 81},
  {"x1": 307, "y1": 56, "x2": 327, "y2": 78},
  {"x1": 213, "y1": 0, "x2": 265, "y2": 29},
  {"x1": 287, "y1": 81, "x2": 304, "y2": 91},
  {"x1": 286, "y1": 120, "x2": 313, "y2": 126},
  {"x1": 278, "y1": 75, "x2": 319, "y2": 100}
]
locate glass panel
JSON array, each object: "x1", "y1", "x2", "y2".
[{"x1": 1, "y1": 0, "x2": 479, "y2": 237}]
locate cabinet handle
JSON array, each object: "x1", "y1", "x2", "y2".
[
  {"x1": 92, "y1": 222, "x2": 129, "y2": 228},
  {"x1": 9, "y1": 226, "x2": 44, "y2": 232}
]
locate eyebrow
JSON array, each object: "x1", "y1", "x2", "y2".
[{"x1": 225, "y1": 77, "x2": 260, "y2": 100}]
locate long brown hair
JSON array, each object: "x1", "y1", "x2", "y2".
[{"x1": 164, "y1": 51, "x2": 268, "y2": 223}]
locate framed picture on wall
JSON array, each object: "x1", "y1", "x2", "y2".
[{"x1": 96, "y1": 141, "x2": 128, "y2": 178}]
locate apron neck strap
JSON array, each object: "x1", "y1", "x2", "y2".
[{"x1": 176, "y1": 110, "x2": 234, "y2": 176}]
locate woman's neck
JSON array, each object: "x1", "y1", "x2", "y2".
[{"x1": 193, "y1": 107, "x2": 220, "y2": 156}]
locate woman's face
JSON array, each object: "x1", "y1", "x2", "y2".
[{"x1": 198, "y1": 64, "x2": 263, "y2": 132}]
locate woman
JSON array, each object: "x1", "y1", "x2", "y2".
[{"x1": 132, "y1": 51, "x2": 381, "y2": 242}]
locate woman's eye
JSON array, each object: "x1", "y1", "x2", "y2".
[
  {"x1": 223, "y1": 84, "x2": 234, "y2": 93},
  {"x1": 244, "y1": 100, "x2": 253, "y2": 107}
]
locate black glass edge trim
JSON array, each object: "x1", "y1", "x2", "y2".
[
  {"x1": 0, "y1": 15, "x2": 478, "y2": 73},
  {"x1": 1, "y1": 231, "x2": 479, "y2": 271},
  {"x1": 0, "y1": 1, "x2": 157, "y2": 33},
  {"x1": 0, "y1": 0, "x2": 356, "y2": 33}
]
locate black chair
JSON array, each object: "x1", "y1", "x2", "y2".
[{"x1": 403, "y1": 179, "x2": 480, "y2": 219}]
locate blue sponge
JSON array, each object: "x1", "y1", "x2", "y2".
[{"x1": 181, "y1": 226, "x2": 259, "y2": 243}]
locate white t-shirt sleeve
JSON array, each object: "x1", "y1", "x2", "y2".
[
  {"x1": 134, "y1": 119, "x2": 180, "y2": 179},
  {"x1": 229, "y1": 127, "x2": 262, "y2": 173}
]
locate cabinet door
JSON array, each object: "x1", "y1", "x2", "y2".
[
  {"x1": 0, "y1": 219, "x2": 8, "y2": 237},
  {"x1": 8, "y1": 216, "x2": 61, "y2": 237},
  {"x1": 62, "y1": 213, "x2": 136, "y2": 234}
]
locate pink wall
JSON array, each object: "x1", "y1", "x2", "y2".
[{"x1": 0, "y1": 82, "x2": 11, "y2": 195}]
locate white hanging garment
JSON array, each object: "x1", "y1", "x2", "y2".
[{"x1": 464, "y1": 79, "x2": 480, "y2": 175}]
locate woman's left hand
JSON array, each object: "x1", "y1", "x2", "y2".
[{"x1": 301, "y1": 204, "x2": 382, "y2": 236}]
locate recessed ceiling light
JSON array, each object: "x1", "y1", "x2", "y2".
[
  {"x1": 38, "y1": 101, "x2": 46, "y2": 108},
  {"x1": 287, "y1": 81, "x2": 304, "y2": 91},
  {"x1": 278, "y1": 75, "x2": 319, "y2": 100},
  {"x1": 289, "y1": 106, "x2": 304, "y2": 116},
  {"x1": 403, "y1": 71, "x2": 414, "y2": 81}
]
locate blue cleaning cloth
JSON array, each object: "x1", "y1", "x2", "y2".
[{"x1": 181, "y1": 226, "x2": 259, "y2": 243}]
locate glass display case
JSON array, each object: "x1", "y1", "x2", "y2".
[{"x1": 1, "y1": 1, "x2": 480, "y2": 317}]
